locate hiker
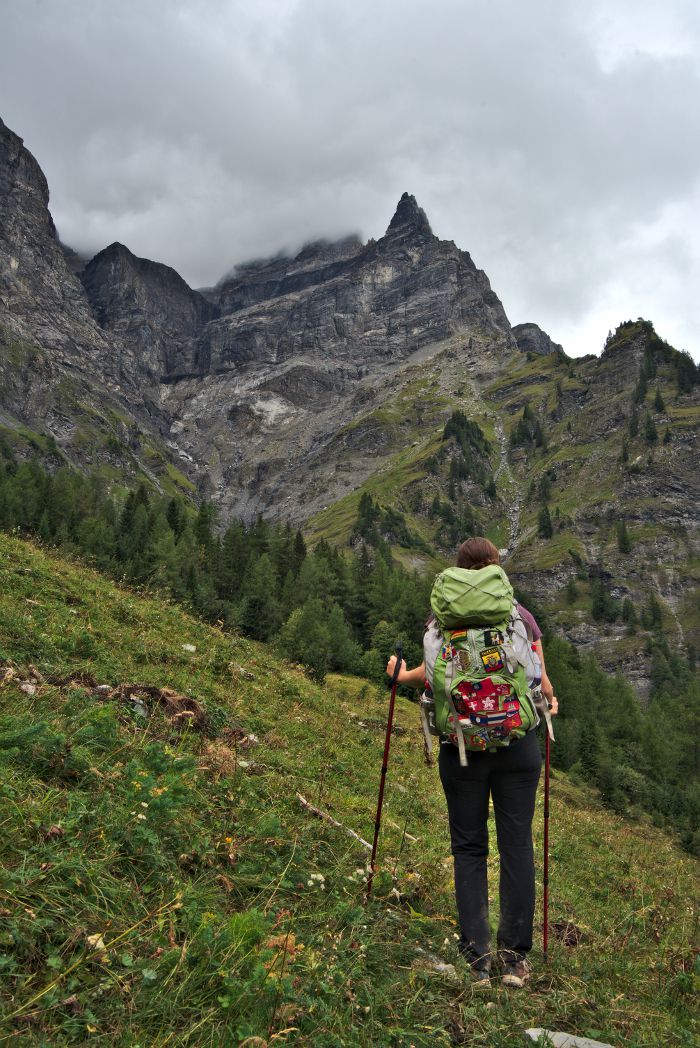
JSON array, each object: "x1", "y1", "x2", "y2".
[{"x1": 386, "y1": 537, "x2": 558, "y2": 988}]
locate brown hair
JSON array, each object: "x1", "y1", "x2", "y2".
[{"x1": 456, "y1": 536, "x2": 500, "y2": 570}]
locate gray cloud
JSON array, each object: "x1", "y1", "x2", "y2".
[{"x1": 1, "y1": 0, "x2": 699, "y2": 358}]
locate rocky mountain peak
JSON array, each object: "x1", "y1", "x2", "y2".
[
  {"x1": 512, "y1": 322, "x2": 565, "y2": 357},
  {"x1": 386, "y1": 192, "x2": 433, "y2": 238},
  {"x1": 79, "y1": 241, "x2": 217, "y2": 381},
  {"x1": 0, "y1": 114, "x2": 112, "y2": 366}
]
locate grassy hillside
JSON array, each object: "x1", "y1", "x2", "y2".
[{"x1": 0, "y1": 533, "x2": 698, "y2": 1046}]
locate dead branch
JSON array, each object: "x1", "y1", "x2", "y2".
[{"x1": 296, "y1": 792, "x2": 371, "y2": 851}]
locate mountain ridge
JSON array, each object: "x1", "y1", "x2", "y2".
[{"x1": 1, "y1": 113, "x2": 699, "y2": 697}]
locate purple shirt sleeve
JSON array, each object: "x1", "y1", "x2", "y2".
[{"x1": 516, "y1": 603, "x2": 542, "y2": 642}]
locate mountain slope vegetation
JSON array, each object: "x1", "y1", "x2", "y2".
[{"x1": 0, "y1": 533, "x2": 698, "y2": 1046}]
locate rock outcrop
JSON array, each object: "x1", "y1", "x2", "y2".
[
  {"x1": 513, "y1": 322, "x2": 564, "y2": 358},
  {"x1": 196, "y1": 192, "x2": 516, "y2": 378},
  {"x1": 0, "y1": 117, "x2": 174, "y2": 481},
  {"x1": 81, "y1": 243, "x2": 218, "y2": 383},
  {"x1": 0, "y1": 116, "x2": 111, "y2": 368}
]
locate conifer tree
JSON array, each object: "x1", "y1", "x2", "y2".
[
  {"x1": 617, "y1": 520, "x2": 631, "y2": 553},
  {"x1": 279, "y1": 597, "x2": 331, "y2": 682},
  {"x1": 629, "y1": 405, "x2": 639, "y2": 437},
  {"x1": 538, "y1": 505, "x2": 553, "y2": 538},
  {"x1": 644, "y1": 412, "x2": 658, "y2": 444},
  {"x1": 241, "y1": 553, "x2": 281, "y2": 641}
]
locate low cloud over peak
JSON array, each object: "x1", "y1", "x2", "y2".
[{"x1": 1, "y1": 0, "x2": 698, "y2": 359}]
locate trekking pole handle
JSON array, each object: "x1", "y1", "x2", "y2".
[{"x1": 389, "y1": 643, "x2": 404, "y2": 686}]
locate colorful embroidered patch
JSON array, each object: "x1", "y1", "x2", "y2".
[
  {"x1": 450, "y1": 629, "x2": 468, "y2": 640},
  {"x1": 480, "y1": 646, "x2": 504, "y2": 672},
  {"x1": 456, "y1": 650, "x2": 471, "y2": 672},
  {"x1": 468, "y1": 730, "x2": 490, "y2": 749}
]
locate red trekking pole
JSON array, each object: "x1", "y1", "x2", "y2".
[
  {"x1": 543, "y1": 729, "x2": 551, "y2": 963},
  {"x1": 366, "y1": 643, "x2": 403, "y2": 901}
]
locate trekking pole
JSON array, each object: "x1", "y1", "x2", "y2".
[
  {"x1": 366, "y1": 642, "x2": 403, "y2": 901},
  {"x1": 543, "y1": 728, "x2": 551, "y2": 963}
]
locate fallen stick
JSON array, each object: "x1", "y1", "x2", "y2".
[
  {"x1": 296, "y1": 792, "x2": 371, "y2": 851},
  {"x1": 387, "y1": 818, "x2": 418, "y2": 843}
]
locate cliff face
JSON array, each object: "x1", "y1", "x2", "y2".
[
  {"x1": 198, "y1": 192, "x2": 515, "y2": 377},
  {"x1": 513, "y1": 322, "x2": 564, "y2": 358},
  {"x1": 0, "y1": 118, "x2": 181, "y2": 488},
  {"x1": 80, "y1": 243, "x2": 218, "y2": 383},
  {"x1": 0, "y1": 117, "x2": 111, "y2": 367},
  {"x1": 150, "y1": 192, "x2": 519, "y2": 523}
]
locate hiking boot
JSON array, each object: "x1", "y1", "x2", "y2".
[
  {"x1": 470, "y1": 967, "x2": 492, "y2": 989},
  {"x1": 501, "y1": 958, "x2": 531, "y2": 988}
]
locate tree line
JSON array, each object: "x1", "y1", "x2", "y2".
[
  {"x1": 0, "y1": 451, "x2": 697, "y2": 852},
  {"x1": 0, "y1": 456, "x2": 430, "y2": 682}
]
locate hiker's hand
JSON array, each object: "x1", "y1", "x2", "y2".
[
  {"x1": 386, "y1": 656, "x2": 407, "y2": 682},
  {"x1": 549, "y1": 695, "x2": 559, "y2": 715}
]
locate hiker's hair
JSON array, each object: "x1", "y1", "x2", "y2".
[{"x1": 456, "y1": 537, "x2": 500, "y2": 570}]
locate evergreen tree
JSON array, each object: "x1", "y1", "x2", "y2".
[
  {"x1": 644, "y1": 413, "x2": 658, "y2": 444},
  {"x1": 629, "y1": 405, "x2": 639, "y2": 437},
  {"x1": 166, "y1": 497, "x2": 186, "y2": 538},
  {"x1": 633, "y1": 370, "x2": 647, "y2": 404},
  {"x1": 621, "y1": 598, "x2": 637, "y2": 626},
  {"x1": 654, "y1": 386, "x2": 665, "y2": 412},
  {"x1": 279, "y1": 598, "x2": 331, "y2": 683},
  {"x1": 617, "y1": 520, "x2": 631, "y2": 554},
  {"x1": 241, "y1": 553, "x2": 282, "y2": 641},
  {"x1": 538, "y1": 505, "x2": 553, "y2": 538},
  {"x1": 218, "y1": 520, "x2": 248, "y2": 601},
  {"x1": 675, "y1": 351, "x2": 697, "y2": 394}
]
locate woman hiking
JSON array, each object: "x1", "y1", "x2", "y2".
[{"x1": 386, "y1": 536, "x2": 558, "y2": 988}]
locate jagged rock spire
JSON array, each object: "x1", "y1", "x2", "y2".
[{"x1": 386, "y1": 192, "x2": 433, "y2": 237}]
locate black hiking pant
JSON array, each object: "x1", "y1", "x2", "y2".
[{"x1": 438, "y1": 731, "x2": 541, "y2": 971}]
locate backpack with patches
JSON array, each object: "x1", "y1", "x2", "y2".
[{"x1": 420, "y1": 564, "x2": 543, "y2": 766}]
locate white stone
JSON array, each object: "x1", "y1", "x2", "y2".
[{"x1": 525, "y1": 1030, "x2": 615, "y2": 1048}]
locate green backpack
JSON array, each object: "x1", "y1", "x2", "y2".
[{"x1": 422, "y1": 565, "x2": 541, "y2": 766}]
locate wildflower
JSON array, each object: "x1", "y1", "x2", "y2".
[
  {"x1": 140, "y1": 802, "x2": 149, "y2": 808},
  {"x1": 137, "y1": 814, "x2": 147, "y2": 821},
  {"x1": 224, "y1": 837, "x2": 233, "y2": 844}
]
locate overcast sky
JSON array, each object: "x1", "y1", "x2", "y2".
[{"x1": 1, "y1": 0, "x2": 699, "y2": 359}]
